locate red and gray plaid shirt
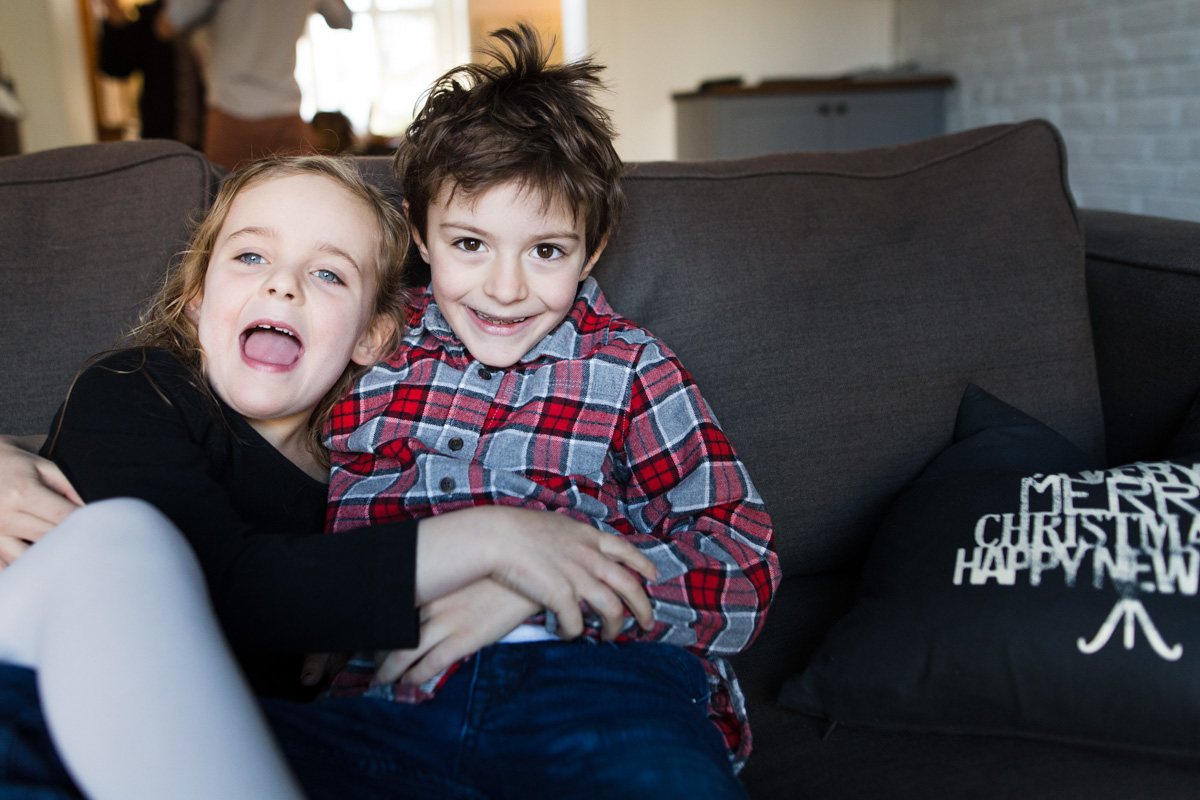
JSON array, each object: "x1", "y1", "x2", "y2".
[{"x1": 324, "y1": 278, "x2": 779, "y2": 768}]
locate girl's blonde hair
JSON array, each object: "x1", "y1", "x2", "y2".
[{"x1": 131, "y1": 155, "x2": 410, "y2": 465}]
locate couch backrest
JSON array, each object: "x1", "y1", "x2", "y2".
[
  {"x1": 597, "y1": 120, "x2": 1104, "y2": 577},
  {"x1": 0, "y1": 121, "x2": 1104, "y2": 580},
  {"x1": 0, "y1": 140, "x2": 220, "y2": 434}
]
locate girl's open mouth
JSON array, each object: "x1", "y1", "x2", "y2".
[{"x1": 241, "y1": 323, "x2": 303, "y2": 367}]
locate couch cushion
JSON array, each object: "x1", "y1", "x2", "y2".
[
  {"x1": 739, "y1": 702, "x2": 1200, "y2": 800},
  {"x1": 596, "y1": 120, "x2": 1104, "y2": 577},
  {"x1": 0, "y1": 140, "x2": 220, "y2": 434},
  {"x1": 1083, "y1": 209, "x2": 1200, "y2": 466},
  {"x1": 780, "y1": 384, "x2": 1200, "y2": 755}
]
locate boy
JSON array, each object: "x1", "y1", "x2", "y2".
[{"x1": 317, "y1": 24, "x2": 779, "y2": 798}]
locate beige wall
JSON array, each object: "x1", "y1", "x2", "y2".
[
  {"x1": 588, "y1": 0, "x2": 895, "y2": 162},
  {"x1": 0, "y1": 0, "x2": 96, "y2": 153},
  {"x1": 469, "y1": 0, "x2": 561, "y2": 61}
]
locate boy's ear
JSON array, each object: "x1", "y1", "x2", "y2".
[
  {"x1": 578, "y1": 236, "x2": 608, "y2": 282},
  {"x1": 350, "y1": 315, "x2": 397, "y2": 366},
  {"x1": 403, "y1": 200, "x2": 432, "y2": 264}
]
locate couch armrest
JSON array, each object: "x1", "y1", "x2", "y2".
[{"x1": 1082, "y1": 208, "x2": 1200, "y2": 464}]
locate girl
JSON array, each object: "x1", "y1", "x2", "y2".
[{"x1": 0, "y1": 155, "x2": 655, "y2": 799}]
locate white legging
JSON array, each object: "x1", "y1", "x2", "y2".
[{"x1": 0, "y1": 498, "x2": 305, "y2": 800}]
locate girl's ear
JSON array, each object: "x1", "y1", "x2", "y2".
[
  {"x1": 350, "y1": 315, "x2": 397, "y2": 366},
  {"x1": 404, "y1": 200, "x2": 431, "y2": 265},
  {"x1": 184, "y1": 293, "x2": 202, "y2": 323}
]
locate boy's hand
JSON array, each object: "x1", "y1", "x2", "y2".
[
  {"x1": 372, "y1": 578, "x2": 537, "y2": 687},
  {"x1": 0, "y1": 436, "x2": 84, "y2": 569}
]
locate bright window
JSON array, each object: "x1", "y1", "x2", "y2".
[{"x1": 296, "y1": 0, "x2": 469, "y2": 139}]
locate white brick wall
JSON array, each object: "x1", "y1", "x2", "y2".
[{"x1": 895, "y1": 0, "x2": 1200, "y2": 221}]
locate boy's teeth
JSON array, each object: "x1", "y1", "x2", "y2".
[{"x1": 477, "y1": 311, "x2": 526, "y2": 325}]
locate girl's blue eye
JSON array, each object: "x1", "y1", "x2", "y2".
[
  {"x1": 314, "y1": 268, "x2": 342, "y2": 284},
  {"x1": 237, "y1": 252, "x2": 265, "y2": 265}
]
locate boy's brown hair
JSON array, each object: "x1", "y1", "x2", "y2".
[{"x1": 395, "y1": 23, "x2": 625, "y2": 261}]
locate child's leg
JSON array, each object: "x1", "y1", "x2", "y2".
[
  {"x1": 466, "y1": 640, "x2": 749, "y2": 800},
  {"x1": 0, "y1": 498, "x2": 305, "y2": 800},
  {"x1": 260, "y1": 640, "x2": 749, "y2": 800}
]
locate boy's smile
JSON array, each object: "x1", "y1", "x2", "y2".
[
  {"x1": 413, "y1": 181, "x2": 605, "y2": 369},
  {"x1": 188, "y1": 173, "x2": 387, "y2": 451}
]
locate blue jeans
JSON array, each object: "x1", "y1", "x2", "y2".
[
  {"x1": 0, "y1": 664, "x2": 83, "y2": 799},
  {"x1": 0, "y1": 642, "x2": 747, "y2": 799},
  {"x1": 265, "y1": 640, "x2": 748, "y2": 800}
]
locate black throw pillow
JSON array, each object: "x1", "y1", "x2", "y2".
[{"x1": 780, "y1": 385, "x2": 1200, "y2": 754}]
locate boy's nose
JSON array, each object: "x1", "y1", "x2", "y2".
[{"x1": 482, "y1": 255, "x2": 528, "y2": 304}]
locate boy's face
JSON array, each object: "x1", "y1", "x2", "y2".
[{"x1": 412, "y1": 180, "x2": 604, "y2": 369}]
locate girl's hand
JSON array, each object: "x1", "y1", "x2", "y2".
[
  {"x1": 298, "y1": 652, "x2": 350, "y2": 687},
  {"x1": 0, "y1": 436, "x2": 84, "y2": 569},
  {"x1": 416, "y1": 506, "x2": 659, "y2": 640},
  {"x1": 372, "y1": 578, "x2": 537, "y2": 687}
]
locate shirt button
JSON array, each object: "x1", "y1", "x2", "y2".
[
  {"x1": 440, "y1": 477, "x2": 455, "y2": 493},
  {"x1": 477, "y1": 367, "x2": 492, "y2": 380},
  {"x1": 448, "y1": 437, "x2": 464, "y2": 452}
]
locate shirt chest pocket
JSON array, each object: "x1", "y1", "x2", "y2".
[{"x1": 476, "y1": 405, "x2": 618, "y2": 481}]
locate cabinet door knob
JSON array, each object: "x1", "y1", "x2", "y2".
[
  {"x1": 818, "y1": 103, "x2": 831, "y2": 115},
  {"x1": 835, "y1": 102, "x2": 848, "y2": 115}
]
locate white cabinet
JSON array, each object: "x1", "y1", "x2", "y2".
[{"x1": 674, "y1": 75, "x2": 955, "y2": 159}]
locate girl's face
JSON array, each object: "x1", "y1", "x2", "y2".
[{"x1": 188, "y1": 173, "x2": 389, "y2": 447}]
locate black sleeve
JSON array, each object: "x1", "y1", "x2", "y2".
[{"x1": 44, "y1": 354, "x2": 419, "y2": 653}]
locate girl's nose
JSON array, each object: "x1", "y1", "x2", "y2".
[{"x1": 264, "y1": 267, "x2": 302, "y2": 301}]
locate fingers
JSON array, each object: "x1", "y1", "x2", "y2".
[
  {"x1": 596, "y1": 534, "x2": 660, "y2": 583},
  {"x1": 373, "y1": 647, "x2": 424, "y2": 686},
  {"x1": 378, "y1": 580, "x2": 538, "y2": 687},
  {"x1": 577, "y1": 580, "x2": 627, "y2": 640},
  {"x1": 402, "y1": 635, "x2": 476, "y2": 685},
  {"x1": 0, "y1": 511, "x2": 53, "y2": 545},
  {"x1": 299, "y1": 653, "x2": 331, "y2": 687},
  {"x1": 497, "y1": 558, "x2": 587, "y2": 639},
  {"x1": 0, "y1": 441, "x2": 83, "y2": 544},
  {"x1": 495, "y1": 526, "x2": 658, "y2": 637},
  {"x1": 552, "y1": 540, "x2": 655, "y2": 633},
  {"x1": 0, "y1": 535, "x2": 30, "y2": 570},
  {"x1": 591, "y1": 559, "x2": 654, "y2": 631},
  {"x1": 36, "y1": 461, "x2": 84, "y2": 508}
]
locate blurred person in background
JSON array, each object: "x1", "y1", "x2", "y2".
[
  {"x1": 157, "y1": 0, "x2": 353, "y2": 170},
  {"x1": 310, "y1": 110, "x2": 357, "y2": 155},
  {"x1": 99, "y1": 0, "x2": 205, "y2": 149}
]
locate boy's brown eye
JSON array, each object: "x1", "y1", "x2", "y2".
[
  {"x1": 458, "y1": 239, "x2": 482, "y2": 252},
  {"x1": 535, "y1": 244, "x2": 561, "y2": 259}
]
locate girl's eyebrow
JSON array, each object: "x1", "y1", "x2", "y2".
[{"x1": 223, "y1": 227, "x2": 362, "y2": 273}]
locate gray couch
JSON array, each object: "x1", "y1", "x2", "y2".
[{"x1": 3, "y1": 120, "x2": 1200, "y2": 797}]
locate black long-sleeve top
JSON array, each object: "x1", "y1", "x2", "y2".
[{"x1": 43, "y1": 348, "x2": 418, "y2": 697}]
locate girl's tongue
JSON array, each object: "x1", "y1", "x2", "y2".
[{"x1": 243, "y1": 328, "x2": 301, "y2": 366}]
